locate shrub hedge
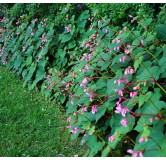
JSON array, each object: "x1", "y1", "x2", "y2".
[{"x1": 0, "y1": 3, "x2": 166, "y2": 157}]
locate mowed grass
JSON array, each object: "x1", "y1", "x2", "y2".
[{"x1": 0, "y1": 66, "x2": 86, "y2": 157}]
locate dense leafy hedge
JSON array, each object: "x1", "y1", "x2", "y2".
[{"x1": 0, "y1": 3, "x2": 166, "y2": 157}]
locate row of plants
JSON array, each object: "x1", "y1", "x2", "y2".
[{"x1": 0, "y1": 3, "x2": 166, "y2": 157}]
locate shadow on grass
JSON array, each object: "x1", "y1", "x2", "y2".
[{"x1": 0, "y1": 66, "x2": 87, "y2": 157}]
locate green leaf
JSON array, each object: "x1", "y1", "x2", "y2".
[
  {"x1": 79, "y1": 10, "x2": 90, "y2": 21},
  {"x1": 159, "y1": 54, "x2": 166, "y2": 74},
  {"x1": 142, "y1": 18, "x2": 153, "y2": 27},
  {"x1": 25, "y1": 62, "x2": 37, "y2": 81},
  {"x1": 138, "y1": 65, "x2": 160, "y2": 81},
  {"x1": 102, "y1": 145, "x2": 111, "y2": 157},
  {"x1": 82, "y1": 121, "x2": 91, "y2": 130},
  {"x1": 22, "y1": 69, "x2": 28, "y2": 79},
  {"x1": 46, "y1": 28, "x2": 54, "y2": 38},
  {"x1": 34, "y1": 26, "x2": 44, "y2": 39},
  {"x1": 107, "y1": 78, "x2": 125, "y2": 96},
  {"x1": 77, "y1": 20, "x2": 87, "y2": 28},
  {"x1": 132, "y1": 39, "x2": 140, "y2": 46},
  {"x1": 108, "y1": 132, "x2": 121, "y2": 149},
  {"x1": 61, "y1": 34, "x2": 72, "y2": 43},
  {"x1": 68, "y1": 40, "x2": 76, "y2": 49},
  {"x1": 95, "y1": 103, "x2": 107, "y2": 122},
  {"x1": 144, "y1": 121, "x2": 165, "y2": 156},
  {"x1": 134, "y1": 56, "x2": 143, "y2": 71},
  {"x1": 134, "y1": 117, "x2": 149, "y2": 132},
  {"x1": 96, "y1": 78, "x2": 107, "y2": 90},
  {"x1": 141, "y1": 125, "x2": 150, "y2": 137},
  {"x1": 24, "y1": 46, "x2": 34, "y2": 56},
  {"x1": 88, "y1": 126, "x2": 95, "y2": 135},
  {"x1": 25, "y1": 56, "x2": 32, "y2": 66},
  {"x1": 87, "y1": 135, "x2": 105, "y2": 156},
  {"x1": 30, "y1": 68, "x2": 46, "y2": 90},
  {"x1": 13, "y1": 56, "x2": 23, "y2": 70},
  {"x1": 139, "y1": 92, "x2": 152, "y2": 107},
  {"x1": 71, "y1": 130, "x2": 81, "y2": 140},
  {"x1": 156, "y1": 24, "x2": 166, "y2": 42}
]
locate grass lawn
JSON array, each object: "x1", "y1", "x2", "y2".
[{"x1": 0, "y1": 66, "x2": 86, "y2": 157}]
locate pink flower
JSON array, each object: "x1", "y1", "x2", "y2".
[
  {"x1": 123, "y1": 27, "x2": 127, "y2": 31},
  {"x1": 86, "y1": 43, "x2": 90, "y2": 48},
  {"x1": 127, "y1": 149, "x2": 143, "y2": 157},
  {"x1": 92, "y1": 105, "x2": 97, "y2": 114},
  {"x1": 66, "y1": 82, "x2": 72, "y2": 88},
  {"x1": 130, "y1": 92, "x2": 137, "y2": 98},
  {"x1": 114, "y1": 78, "x2": 128, "y2": 86},
  {"x1": 71, "y1": 99, "x2": 74, "y2": 105},
  {"x1": 2, "y1": 59, "x2": 7, "y2": 65},
  {"x1": 81, "y1": 130, "x2": 85, "y2": 134},
  {"x1": 127, "y1": 44, "x2": 131, "y2": 48},
  {"x1": 133, "y1": 152, "x2": 138, "y2": 157},
  {"x1": 22, "y1": 47, "x2": 26, "y2": 52},
  {"x1": 46, "y1": 85, "x2": 50, "y2": 90},
  {"x1": 119, "y1": 56, "x2": 127, "y2": 63},
  {"x1": 118, "y1": 89, "x2": 123, "y2": 96},
  {"x1": 31, "y1": 19, "x2": 37, "y2": 24},
  {"x1": 67, "y1": 117, "x2": 72, "y2": 122},
  {"x1": 127, "y1": 149, "x2": 133, "y2": 154},
  {"x1": 149, "y1": 118, "x2": 153, "y2": 123},
  {"x1": 139, "y1": 151, "x2": 143, "y2": 157},
  {"x1": 65, "y1": 26, "x2": 70, "y2": 32},
  {"x1": 105, "y1": 28, "x2": 108, "y2": 33},
  {"x1": 71, "y1": 128, "x2": 79, "y2": 134},
  {"x1": 90, "y1": 47, "x2": 94, "y2": 51},
  {"x1": 124, "y1": 67, "x2": 134, "y2": 75},
  {"x1": 80, "y1": 77, "x2": 88, "y2": 87},
  {"x1": 108, "y1": 135, "x2": 115, "y2": 142},
  {"x1": 82, "y1": 42, "x2": 85, "y2": 47},
  {"x1": 116, "y1": 39, "x2": 121, "y2": 44},
  {"x1": 141, "y1": 40, "x2": 144, "y2": 45},
  {"x1": 119, "y1": 30, "x2": 123, "y2": 34},
  {"x1": 125, "y1": 49, "x2": 130, "y2": 54},
  {"x1": 36, "y1": 57, "x2": 40, "y2": 62},
  {"x1": 66, "y1": 125, "x2": 72, "y2": 128},
  {"x1": 66, "y1": 15, "x2": 69, "y2": 20},
  {"x1": 129, "y1": 15, "x2": 134, "y2": 18},
  {"x1": 115, "y1": 105, "x2": 122, "y2": 114},
  {"x1": 114, "y1": 46, "x2": 120, "y2": 51},
  {"x1": 89, "y1": 93, "x2": 93, "y2": 102},
  {"x1": 133, "y1": 86, "x2": 140, "y2": 90},
  {"x1": 81, "y1": 107, "x2": 87, "y2": 112},
  {"x1": 115, "y1": 104, "x2": 129, "y2": 117},
  {"x1": 139, "y1": 137, "x2": 144, "y2": 143},
  {"x1": 0, "y1": 17, "x2": 5, "y2": 22},
  {"x1": 121, "y1": 107, "x2": 129, "y2": 117},
  {"x1": 0, "y1": 53, "x2": 4, "y2": 57},
  {"x1": 120, "y1": 118, "x2": 128, "y2": 127},
  {"x1": 84, "y1": 64, "x2": 89, "y2": 70}
]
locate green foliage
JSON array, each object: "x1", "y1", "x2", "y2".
[
  {"x1": 0, "y1": 3, "x2": 166, "y2": 157},
  {"x1": 156, "y1": 24, "x2": 166, "y2": 42},
  {"x1": 157, "y1": 4, "x2": 166, "y2": 24}
]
